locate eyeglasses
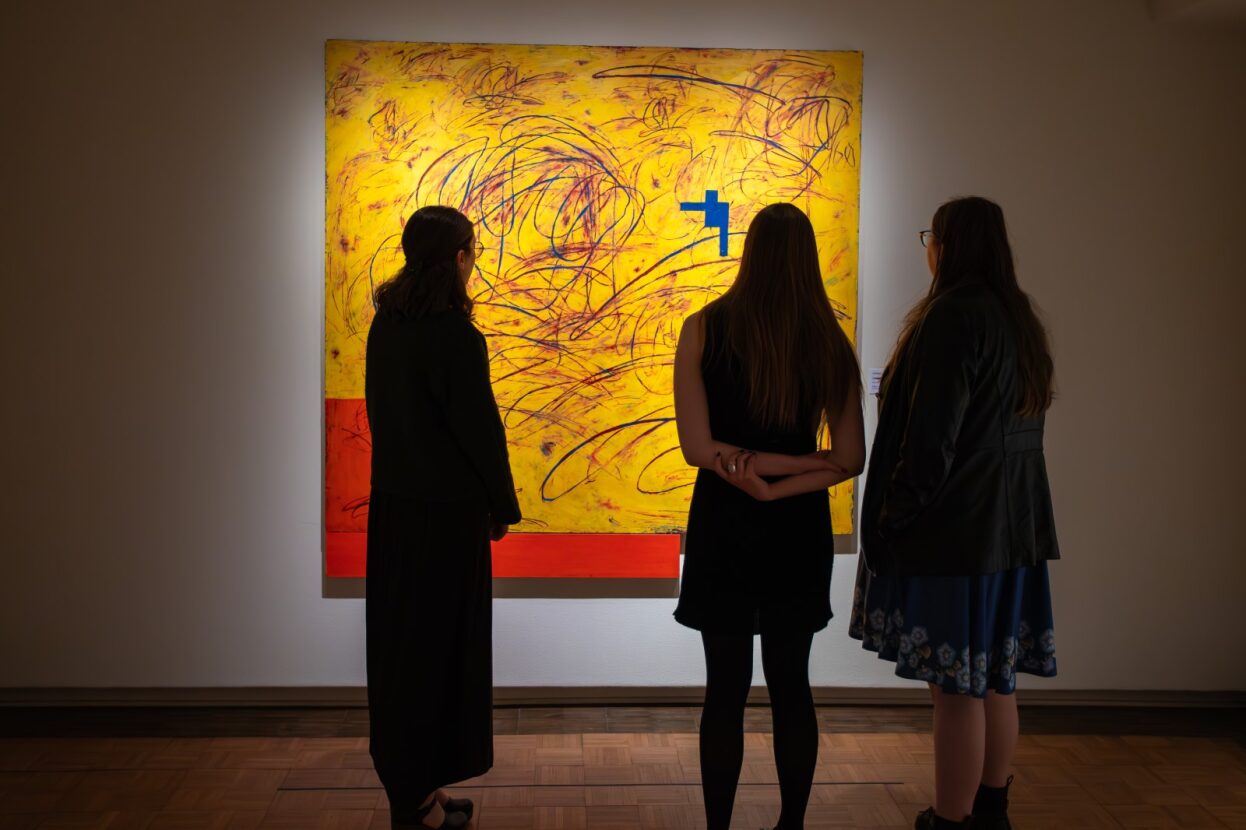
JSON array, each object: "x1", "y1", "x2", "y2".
[
  {"x1": 919, "y1": 230, "x2": 935, "y2": 248},
  {"x1": 461, "y1": 235, "x2": 485, "y2": 258}
]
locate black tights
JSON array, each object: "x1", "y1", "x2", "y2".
[{"x1": 699, "y1": 631, "x2": 818, "y2": 830}]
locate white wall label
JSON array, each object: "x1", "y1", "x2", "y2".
[{"x1": 868, "y1": 368, "x2": 884, "y2": 395}]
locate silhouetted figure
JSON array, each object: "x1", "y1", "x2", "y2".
[
  {"x1": 673, "y1": 203, "x2": 865, "y2": 830},
  {"x1": 852, "y1": 196, "x2": 1059, "y2": 830},
  {"x1": 365, "y1": 206, "x2": 520, "y2": 830}
]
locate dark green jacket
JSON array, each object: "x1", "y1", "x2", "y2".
[
  {"x1": 861, "y1": 284, "x2": 1059, "y2": 576},
  {"x1": 365, "y1": 310, "x2": 521, "y2": 525}
]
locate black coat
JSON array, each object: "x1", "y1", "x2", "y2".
[
  {"x1": 365, "y1": 309, "x2": 522, "y2": 526},
  {"x1": 861, "y1": 284, "x2": 1059, "y2": 577}
]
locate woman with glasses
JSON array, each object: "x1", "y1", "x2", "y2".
[
  {"x1": 851, "y1": 197, "x2": 1060, "y2": 830},
  {"x1": 365, "y1": 206, "x2": 519, "y2": 829},
  {"x1": 674, "y1": 203, "x2": 865, "y2": 830}
]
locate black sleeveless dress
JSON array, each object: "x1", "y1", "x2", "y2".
[{"x1": 674, "y1": 305, "x2": 836, "y2": 635}]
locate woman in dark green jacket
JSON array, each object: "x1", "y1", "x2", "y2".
[
  {"x1": 851, "y1": 197, "x2": 1059, "y2": 830},
  {"x1": 365, "y1": 206, "x2": 521, "y2": 830}
]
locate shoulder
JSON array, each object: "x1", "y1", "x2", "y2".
[
  {"x1": 931, "y1": 282, "x2": 995, "y2": 310},
  {"x1": 676, "y1": 308, "x2": 712, "y2": 371},
  {"x1": 387, "y1": 313, "x2": 484, "y2": 368},
  {"x1": 685, "y1": 297, "x2": 729, "y2": 336},
  {"x1": 680, "y1": 308, "x2": 706, "y2": 341},
  {"x1": 417, "y1": 311, "x2": 482, "y2": 342},
  {"x1": 924, "y1": 284, "x2": 1001, "y2": 330},
  {"x1": 366, "y1": 312, "x2": 398, "y2": 352},
  {"x1": 907, "y1": 287, "x2": 1000, "y2": 360}
]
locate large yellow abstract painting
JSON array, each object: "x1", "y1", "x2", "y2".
[{"x1": 325, "y1": 40, "x2": 861, "y2": 577}]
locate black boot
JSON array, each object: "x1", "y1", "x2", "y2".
[
  {"x1": 971, "y1": 775, "x2": 1013, "y2": 829},
  {"x1": 915, "y1": 806, "x2": 973, "y2": 828}
]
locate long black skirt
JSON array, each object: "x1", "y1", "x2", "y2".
[{"x1": 365, "y1": 491, "x2": 494, "y2": 821}]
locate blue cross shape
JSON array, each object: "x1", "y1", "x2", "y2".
[{"x1": 680, "y1": 190, "x2": 729, "y2": 256}]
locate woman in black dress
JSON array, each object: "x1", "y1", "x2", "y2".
[
  {"x1": 851, "y1": 196, "x2": 1059, "y2": 830},
  {"x1": 673, "y1": 203, "x2": 865, "y2": 830},
  {"x1": 365, "y1": 206, "x2": 522, "y2": 830}
]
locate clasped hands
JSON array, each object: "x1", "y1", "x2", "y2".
[{"x1": 713, "y1": 449, "x2": 846, "y2": 501}]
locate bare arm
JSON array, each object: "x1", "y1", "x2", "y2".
[
  {"x1": 673, "y1": 311, "x2": 838, "y2": 475},
  {"x1": 823, "y1": 380, "x2": 866, "y2": 478},
  {"x1": 717, "y1": 382, "x2": 866, "y2": 500}
]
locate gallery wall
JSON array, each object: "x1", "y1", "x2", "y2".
[{"x1": 2, "y1": 0, "x2": 1244, "y2": 693}]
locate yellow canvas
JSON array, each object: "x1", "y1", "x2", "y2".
[{"x1": 326, "y1": 40, "x2": 862, "y2": 536}]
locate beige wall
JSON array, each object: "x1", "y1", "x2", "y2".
[{"x1": 2, "y1": 0, "x2": 1243, "y2": 690}]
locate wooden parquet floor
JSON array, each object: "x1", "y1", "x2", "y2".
[{"x1": 1, "y1": 708, "x2": 1244, "y2": 829}]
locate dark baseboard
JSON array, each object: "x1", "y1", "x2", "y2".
[{"x1": 1, "y1": 686, "x2": 1241, "y2": 708}]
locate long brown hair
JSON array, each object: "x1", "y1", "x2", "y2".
[
  {"x1": 373, "y1": 205, "x2": 474, "y2": 320},
  {"x1": 888, "y1": 196, "x2": 1054, "y2": 417},
  {"x1": 708, "y1": 203, "x2": 860, "y2": 432}
]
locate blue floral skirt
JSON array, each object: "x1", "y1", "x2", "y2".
[{"x1": 848, "y1": 555, "x2": 1057, "y2": 698}]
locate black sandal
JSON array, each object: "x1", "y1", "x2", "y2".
[
  {"x1": 441, "y1": 795, "x2": 474, "y2": 820},
  {"x1": 393, "y1": 799, "x2": 468, "y2": 830}
]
